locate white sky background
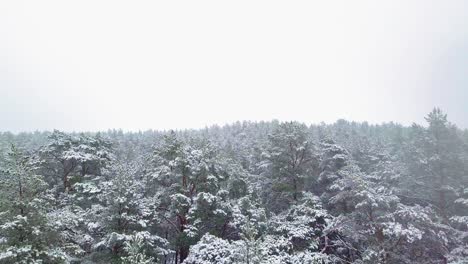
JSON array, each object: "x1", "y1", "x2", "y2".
[{"x1": 1, "y1": 1, "x2": 467, "y2": 132}]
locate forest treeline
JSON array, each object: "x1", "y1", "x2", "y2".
[{"x1": 0, "y1": 108, "x2": 467, "y2": 263}]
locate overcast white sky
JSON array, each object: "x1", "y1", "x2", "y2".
[{"x1": 1, "y1": 1, "x2": 467, "y2": 132}]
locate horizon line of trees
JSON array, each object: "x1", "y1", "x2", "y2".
[{"x1": 0, "y1": 108, "x2": 467, "y2": 263}]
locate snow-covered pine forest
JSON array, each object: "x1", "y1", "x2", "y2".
[{"x1": 0, "y1": 108, "x2": 467, "y2": 264}]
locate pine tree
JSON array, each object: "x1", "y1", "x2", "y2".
[
  {"x1": 148, "y1": 132, "x2": 231, "y2": 263},
  {"x1": 259, "y1": 122, "x2": 317, "y2": 212},
  {"x1": 0, "y1": 145, "x2": 67, "y2": 263},
  {"x1": 404, "y1": 108, "x2": 467, "y2": 220}
]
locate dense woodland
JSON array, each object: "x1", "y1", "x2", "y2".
[{"x1": 0, "y1": 108, "x2": 467, "y2": 263}]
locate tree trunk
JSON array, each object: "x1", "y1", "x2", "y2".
[
  {"x1": 179, "y1": 247, "x2": 189, "y2": 263},
  {"x1": 292, "y1": 177, "x2": 298, "y2": 201},
  {"x1": 178, "y1": 215, "x2": 189, "y2": 263}
]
